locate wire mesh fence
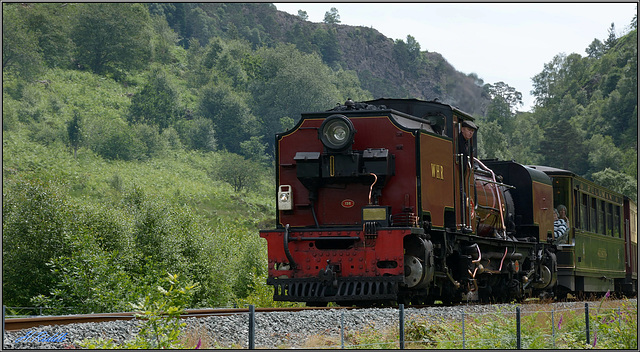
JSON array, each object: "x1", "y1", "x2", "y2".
[{"x1": 4, "y1": 299, "x2": 637, "y2": 349}]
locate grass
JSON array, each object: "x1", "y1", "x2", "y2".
[{"x1": 290, "y1": 298, "x2": 637, "y2": 350}]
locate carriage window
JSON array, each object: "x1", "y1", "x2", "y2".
[
  {"x1": 598, "y1": 200, "x2": 605, "y2": 235},
  {"x1": 590, "y1": 198, "x2": 597, "y2": 232},
  {"x1": 580, "y1": 193, "x2": 588, "y2": 230},
  {"x1": 606, "y1": 203, "x2": 613, "y2": 236}
]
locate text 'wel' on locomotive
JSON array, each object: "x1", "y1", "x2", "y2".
[{"x1": 259, "y1": 98, "x2": 638, "y2": 306}]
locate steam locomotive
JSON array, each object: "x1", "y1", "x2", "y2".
[{"x1": 259, "y1": 98, "x2": 637, "y2": 305}]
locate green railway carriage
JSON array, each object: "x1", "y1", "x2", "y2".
[{"x1": 529, "y1": 166, "x2": 627, "y2": 296}]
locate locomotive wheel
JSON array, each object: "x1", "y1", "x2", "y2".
[{"x1": 404, "y1": 255, "x2": 423, "y2": 288}]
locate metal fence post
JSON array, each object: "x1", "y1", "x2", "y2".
[
  {"x1": 2, "y1": 305, "x2": 6, "y2": 349},
  {"x1": 516, "y1": 306, "x2": 521, "y2": 349},
  {"x1": 248, "y1": 305, "x2": 255, "y2": 349},
  {"x1": 341, "y1": 310, "x2": 345, "y2": 349},
  {"x1": 551, "y1": 306, "x2": 555, "y2": 349},
  {"x1": 461, "y1": 310, "x2": 466, "y2": 349},
  {"x1": 399, "y1": 303, "x2": 405, "y2": 349},
  {"x1": 585, "y1": 303, "x2": 590, "y2": 345}
]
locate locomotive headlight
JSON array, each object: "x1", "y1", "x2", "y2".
[{"x1": 319, "y1": 114, "x2": 355, "y2": 152}]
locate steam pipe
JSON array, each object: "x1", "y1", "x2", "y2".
[
  {"x1": 283, "y1": 224, "x2": 296, "y2": 269},
  {"x1": 368, "y1": 173, "x2": 378, "y2": 205},
  {"x1": 472, "y1": 243, "x2": 482, "y2": 263},
  {"x1": 498, "y1": 247, "x2": 508, "y2": 272},
  {"x1": 474, "y1": 158, "x2": 506, "y2": 235}
]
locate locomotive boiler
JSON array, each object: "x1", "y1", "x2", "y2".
[{"x1": 259, "y1": 98, "x2": 595, "y2": 305}]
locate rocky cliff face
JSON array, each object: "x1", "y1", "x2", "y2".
[{"x1": 215, "y1": 3, "x2": 490, "y2": 115}]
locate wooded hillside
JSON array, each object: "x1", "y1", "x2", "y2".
[{"x1": 2, "y1": 3, "x2": 636, "y2": 312}]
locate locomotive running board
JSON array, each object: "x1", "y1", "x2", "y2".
[{"x1": 267, "y1": 276, "x2": 403, "y2": 302}]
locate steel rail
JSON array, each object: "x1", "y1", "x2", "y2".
[{"x1": 3, "y1": 306, "x2": 345, "y2": 331}]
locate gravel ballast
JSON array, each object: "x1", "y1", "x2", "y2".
[{"x1": 3, "y1": 299, "x2": 636, "y2": 349}]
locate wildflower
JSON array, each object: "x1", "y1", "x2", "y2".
[
  {"x1": 195, "y1": 338, "x2": 201, "y2": 349},
  {"x1": 557, "y1": 315, "x2": 563, "y2": 330},
  {"x1": 604, "y1": 290, "x2": 611, "y2": 299},
  {"x1": 593, "y1": 331, "x2": 598, "y2": 347}
]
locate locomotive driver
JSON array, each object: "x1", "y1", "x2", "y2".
[{"x1": 458, "y1": 119, "x2": 477, "y2": 233}]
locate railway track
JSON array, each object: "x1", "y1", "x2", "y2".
[{"x1": 3, "y1": 306, "x2": 344, "y2": 331}]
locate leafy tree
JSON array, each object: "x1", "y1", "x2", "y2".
[
  {"x1": 150, "y1": 14, "x2": 183, "y2": 65},
  {"x1": 2, "y1": 178, "x2": 71, "y2": 306},
  {"x1": 592, "y1": 168, "x2": 637, "y2": 203},
  {"x1": 174, "y1": 118, "x2": 217, "y2": 151},
  {"x1": 585, "y1": 134, "x2": 625, "y2": 175},
  {"x1": 586, "y1": 38, "x2": 605, "y2": 59},
  {"x1": 213, "y1": 152, "x2": 261, "y2": 192},
  {"x1": 313, "y1": 27, "x2": 342, "y2": 65},
  {"x1": 476, "y1": 120, "x2": 512, "y2": 160},
  {"x1": 128, "y1": 66, "x2": 181, "y2": 130},
  {"x1": 539, "y1": 118, "x2": 585, "y2": 173},
  {"x1": 2, "y1": 3, "x2": 44, "y2": 80},
  {"x1": 508, "y1": 112, "x2": 544, "y2": 165},
  {"x1": 485, "y1": 94, "x2": 513, "y2": 129},
  {"x1": 280, "y1": 116, "x2": 295, "y2": 131},
  {"x1": 251, "y1": 44, "x2": 342, "y2": 151},
  {"x1": 297, "y1": 9, "x2": 309, "y2": 21},
  {"x1": 133, "y1": 123, "x2": 169, "y2": 160},
  {"x1": 240, "y1": 136, "x2": 269, "y2": 165},
  {"x1": 323, "y1": 7, "x2": 341, "y2": 24},
  {"x1": 198, "y1": 83, "x2": 258, "y2": 154},
  {"x1": 66, "y1": 111, "x2": 82, "y2": 159},
  {"x1": 22, "y1": 3, "x2": 74, "y2": 69},
  {"x1": 394, "y1": 35, "x2": 423, "y2": 73},
  {"x1": 531, "y1": 53, "x2": 567, "y2": 107},
  {"x1": 71, "y1": 3, "x2": 152, "y2": 76},
  {"x1": 90, "y1": 118, "x2": 145, "y2": 161},
  {"x1": 486, "y1": 81, "x2": 523, "y2": 112}
]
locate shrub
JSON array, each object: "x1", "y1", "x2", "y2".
[{"x1": 2, "y1": 177, "x2": 72, "y2": 306}]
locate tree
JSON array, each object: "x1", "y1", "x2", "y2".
[
  {"x1": 175, "y1": 118, "x2": 217, "y2": 151},
  {"x1": 2, "y1": 4, "x2": 44, "y2": 79},
  {"x1": 72, "y1": 3, "x2": 152, "y2": 76},
  {"x1": 585, "y1": 134, "x2": 625, "y2": 175},
  {"x1": 128, "y1": 66, "x2": 181, "y2": 130},
  {"x1": 2, "y1": 178, "x2": 72, "y2": 306},
  {"x1": 486, "y1": 82, "x2": 523, "y2": 111},
  {"x1": 592, "y1": 168, "x2": 637, "y2": 203},
  {"x1": 323, "y1": 7, "x2": 340, "y2": 24},
  {"x1": 66, "y1": 112, "x2": 82, "y2": 159},
  {"x1": 604, "y1": 22, "x2": 618, "y2": 50},
  {"x1": 213, "y1": 152, "x2": 260, "y2": 192},
  {"x1": 198, "y1": 83, "x2": 258, "y2": 154},
  {"x1": 586, "y1": 38, "x2": 605, "y2": 59},
  {"x1": 297, "y1": 9, "x2": 308, "y2": 21},
  {"x1": 539, "y1": 119, "x2": 585, "y2": 173},
  {"x1": 476, "y1": 120, "x2": 512, "y2": 161},
  {"x1": 22, "y1": 3, "x2": 74, "y2": 69},
  {"x1": 240, "y1": 136, "x2": 269, "y2": 165},
  {"x1": 251, "y1": 44, "x2": 342, "y2": 152},
  {"x1": 531, "y1": 53, "x2": 567, "y2": 107}
]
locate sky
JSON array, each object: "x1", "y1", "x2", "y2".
[{"x1": 273, "y1": 2, "x2": 637, "y2": 112}]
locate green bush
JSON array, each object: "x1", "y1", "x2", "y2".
[
  {"x1": 78, "y1": 273, "x2": 199, "y2": 349},
  {"x1": 2, "y1": 177, "x2": 72, "y2": 307}
]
